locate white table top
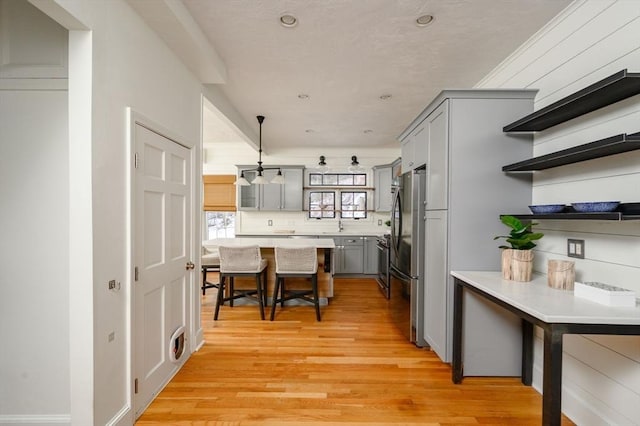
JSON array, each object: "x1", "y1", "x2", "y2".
[
  {"x1": 204, "y1": 237, "x2": 336, "y2": 249},
  {"x1": 451, "y1": 271, "x2": 640, "y2": 325}
]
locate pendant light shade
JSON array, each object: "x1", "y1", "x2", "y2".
[
  {"x1": 234, "y1": 115, "x2": 284, "y2": 185},
  {"x1": 348, "y1": 155, "x2": 364, "y2": 173},
  {"x1": 316, "y1": 155, "x2": 330, "y2": 173},
  {"x1": 270, "y1": 169, "x2": 285, "y2": 184},
  {"x1": 236, "y1": 171, "x2": 251, "y2": 186}
]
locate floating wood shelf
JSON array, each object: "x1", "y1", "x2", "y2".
[
  {"x1": 502, "y1": 132, "x2": 640, "y2": 171},
  {"x1": 503, "y1": 69, "x2": 640, "y2": 132}
]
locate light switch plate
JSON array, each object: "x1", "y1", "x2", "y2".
[{"x1": 567, "y1": 239, "x2": 585, "y2": 259}]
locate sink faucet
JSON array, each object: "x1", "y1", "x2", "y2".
[{"x1": 338, "y1": 219, "x2": 344, "y2": 232}]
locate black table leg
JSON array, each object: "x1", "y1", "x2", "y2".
[
  {"x1": 542, "y1": 326, "x2": 564, "y2": 426},
  {"x1": 521, "y1": 319, "x2": 534, "y2": 386},
  {"x1": 452, "y1": 278, "x2": 464, "y2": 383}
]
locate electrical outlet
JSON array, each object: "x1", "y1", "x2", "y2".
[
  {"x1": 567, "y1": 239, "x2": 585, "y2": 259},
  {"x1": 378, "y1": 219, "x2": 382, "y2": 226},
  {"x1": 108, "y1": 280, "x2": 117, "y2": 290},
  {"x1": 268, "y1": 219, "x2": 273, "y2": 226}
]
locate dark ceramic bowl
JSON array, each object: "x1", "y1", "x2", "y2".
[
  {"x1": 528, "y1": 204, "x2": 566, "y2": 214},
  {"x1": 571, "y1": 201, "x2": 620, "y2": 213}
]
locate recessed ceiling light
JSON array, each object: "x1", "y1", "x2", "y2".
[
  {"x1": 379, "y1": 94, "x2": 392, "y2": 100},
  {"x1": 280, "y1": 14, "x2": 298, "y2": 28},
  {"x1": 298, "y1": 94, "x2": 310, "y2": 99},
  {"x1": 416, "y1": 14, "x2": 434, "y2": 27},
  {"x1": 363, "y1": 129, "x2": 373, "y2": 134}
]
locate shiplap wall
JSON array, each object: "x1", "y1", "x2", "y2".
[{"x1": 477, "y1": 1, "x2": 640, "y2": 424}]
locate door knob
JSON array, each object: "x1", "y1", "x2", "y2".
[{"x1": 185, "y1": 261, "x2": 195, "y2": 270}]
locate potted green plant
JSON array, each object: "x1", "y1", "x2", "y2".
[{"x1": 494, "y1": 215, "x2": 543, "y2": 281}]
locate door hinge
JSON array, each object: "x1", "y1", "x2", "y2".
[
  {"x1": 134, "y1": 152, "x2": 139, "y2": 169},
  {"x1": 134, "y1": 378, "x2": 138, "y2": 394},
  {"x1": 134, "y1": 266, "x2": 139, "y2": 282}
]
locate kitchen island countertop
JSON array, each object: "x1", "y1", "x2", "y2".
[{"x1": 204, "y1": 237, "x2": 335, "y2": 249}]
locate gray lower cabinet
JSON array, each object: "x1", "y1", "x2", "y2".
[
  {"x1": 332, "y1": 236, "x2": 364, "y2": 274},
  {"x1": 363, "y1": 236, "x2": 378, "y2": 274}
]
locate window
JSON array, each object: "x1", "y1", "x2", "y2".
[
  {"x1": 306, "y1": 173, "x2": 369, "y2": 219},
  {"x1": 309, "y1": 191, "x2": 335, "y2": 218},
  {"x1": 309, "y1": 173, "x2": 366, "y2": 186},
  {"x1": 205, "y1": 211, "x2": 235, "y2": 239},
  {"x1": 341, "y1": 192, "x2": 367, "y2": 219}
]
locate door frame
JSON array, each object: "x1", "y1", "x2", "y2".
[{"x1": 127, "y1": 108, "x2": 199, "y2": 417}]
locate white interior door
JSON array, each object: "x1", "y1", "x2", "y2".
[{"x1": 133, "y1": 123, "x2": 192, "y2": 417}]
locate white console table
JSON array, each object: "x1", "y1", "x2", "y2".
[{"x1": 450, "y1": 271, "x2": 640, "y2": 426}]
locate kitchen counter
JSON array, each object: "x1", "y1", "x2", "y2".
[
  {"x1": 204, "y1": 237, "x2": 335, "y2": 300},
  {"x1": 205, "y1": 237, "x2": 335, "y2": 248},
  {"x1": 451, "y1": 271, "x2": 640, "y2": 426},
  {"x1": 235, "y1": 232, "x2": 386, "y2": 238}
]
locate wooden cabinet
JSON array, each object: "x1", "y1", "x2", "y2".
[
  {"x1": 237, "y1": 166, "x2": 303, "y2": 211},
  {"x1": 373, "y1": 164, "x2": 393, "y2": 212},
  {"x1": 203, "y1": 175, "x2": 236, "y2": 211}
]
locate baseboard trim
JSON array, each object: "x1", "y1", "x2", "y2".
[{"x1": 0, "y1": 414, "x2": 71, "y2": 425}]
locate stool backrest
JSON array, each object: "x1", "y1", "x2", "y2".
[
  {"x1": 275, "y1": 246, "x2": 318, "y2": 274},
  {"x1": 219, "y1": 245, "x2": 262, "y2": 272}
]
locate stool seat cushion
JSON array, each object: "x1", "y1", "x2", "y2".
[
  {"x1": 202, "y1": 246, "x2": 220, "y2": 267},
  {"x1": 202, "y1": 253, "x2": 220, "y2": 267}
]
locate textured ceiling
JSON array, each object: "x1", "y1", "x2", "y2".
[{"x1": 178, "y1": 0, "x2": 571, "y2": 151}]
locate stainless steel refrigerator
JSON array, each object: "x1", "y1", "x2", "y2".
[{"x1": 389, "y1": 168, "x2": 426, "y2": 346}]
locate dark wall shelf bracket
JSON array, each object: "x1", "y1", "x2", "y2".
[
  {"x1": 502, "y1": 132, "x2": 640, "y2": 172},
  {"x1": 503, "y1": 69, "x2": 640, "y2": 132}
]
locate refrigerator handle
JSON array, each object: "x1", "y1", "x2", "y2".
[{"x1": 390, "y1": 188, "x2": 402, "y2": 259}]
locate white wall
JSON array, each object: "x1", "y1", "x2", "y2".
[
  {"x1": 0, "y1": 1, "x2": 71, "y2": 424},
  {"x1": 56, "y1": 0, "x2": 205, "y2": 423},
  {"x1": 1, "y1": 0, "x2": 207, "y2": 424},
  {"x1": 477, "y1": 1, "x2": 640, "y2": 424}
]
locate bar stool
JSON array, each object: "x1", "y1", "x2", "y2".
[
  {"x1": 271, "y1": 246, "x2": 321, "y2": 321},
  {"x1": 215, "y1": 245, "x2": 268, "y2": 320},
  {"x1": 201, "y1": 246, "x2": 220, "y2": 296}
]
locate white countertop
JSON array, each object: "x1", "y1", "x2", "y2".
[
  {"x1": 204, "y1": 237, "x2": 335, "y2": 249},
  {"x1": 235, "y1": 232, "x2": 386, "y2": 237},
  {"x1": 451, "y1": 271, "x2": 640, "y2": 325}
]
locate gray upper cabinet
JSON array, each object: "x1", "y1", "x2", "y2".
[
  {"x1": 237, "y1": 166, "x2": 303, "y2": 211},
  {"x1": 424, "y1": 100, "x2": 449, "y2": 211},
  {"x1": 373, "y1": 164, "x2": 393, "y2": 212},
  {"x1": 401, "y1": 121, "x2": 428, "y2": 172}
]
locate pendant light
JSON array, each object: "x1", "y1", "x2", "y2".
[
  {"x1": 235, "y1": 115, "x2": 284, "y2": 185},
  {"x1": 316, "y1": 155, "x2": 330, "y2": 173},
  {"x1": 348, "y1": 155, "x2": 364, "y2": 173}
]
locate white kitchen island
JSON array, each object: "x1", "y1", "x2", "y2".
[{"x1": 203, "y1": 237, "x2": 336, "y2": 301}]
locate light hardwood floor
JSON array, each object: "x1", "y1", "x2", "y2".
[{"x1": 136, "y1": 276, "x2": 574, "y2": 425}]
